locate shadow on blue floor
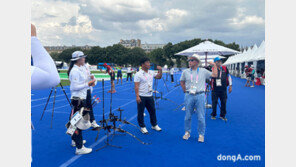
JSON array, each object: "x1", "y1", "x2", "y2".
[{"x1": 31, "y1": 74, "x2": 265, "y2": 167}]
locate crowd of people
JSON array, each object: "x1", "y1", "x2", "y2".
[{"x1": 31, "y1": 25, "x2": 257, "y2": 156}]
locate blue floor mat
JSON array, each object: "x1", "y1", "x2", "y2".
[{"x1": 31, "y1": 74, "x2": 265, "y2": 167}]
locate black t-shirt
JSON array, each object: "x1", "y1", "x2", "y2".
[{"x1": 212, "y1": 66, "x2": 229, "y2": 92}]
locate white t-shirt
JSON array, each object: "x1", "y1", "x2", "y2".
[
  {"x1": 81, "y1": 64, "x2": 96, "y2": 93},
  {"x1": 134, "y1": 70, "x2": 157, "y2": 97},
  {"x1": 127, "y1": 67, "x2": 132, "y2": 73},
  {"x1": 69, "y1": 65, "x2": 90, "y2": 99},
  {"x1": 170, "y1": 68, "x2": 174, "y2": 75}
]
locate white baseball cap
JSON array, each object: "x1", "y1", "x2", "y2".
[
  {"x1": 189, "y1": 53, "x2": 201, "y2": 65},
  {"x1": 71, "y1": 51, "x2": 87, "y2": 61}
]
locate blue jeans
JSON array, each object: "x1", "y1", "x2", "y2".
[{"x1": 184, "y1": 93, "x2": 206, "y2": 135}]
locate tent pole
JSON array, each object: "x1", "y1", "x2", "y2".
[{"x1": 205, "y1": 52, "x2": 208, "y2": 67}]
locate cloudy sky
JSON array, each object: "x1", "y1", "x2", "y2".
[{"x1": 32, "y1": 0, "x2": 265, "y2": 47}]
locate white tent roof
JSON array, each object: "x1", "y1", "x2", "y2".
[
  {"x1": 175, "y1": 40, "x2": 240, "y2": 56},
  {"x1": 200, "y1": 59, "x2": 214, "y2": 62},
  {"x1": 248, "y1": 41, "x2": 263, "y2": 61},
  {"x1": 252, "y1": 40, "x2": 265, "y2": 61},
  {"x1": 242, "y1": 44, "x2": 258, "y2": 62},
  {"x1": 223, "y1": 40, "x2": 265, "y2": 65},
  {"x1": 199, "y1": 55, "x2": 226, "y2": 60}
]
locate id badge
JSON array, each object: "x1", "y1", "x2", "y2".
[
  {"x1": 148, "y1": 84, "x2": 153, "y2": 92},
  {"x1": 216, "y1": 79, "x2": 222, "y2": 87},
  {"x1": 70, "y1": 112, "x2": 82, "y2": 126},
  {"x1": 189, "y1": 86, "x2": 197, "y2": 94}
]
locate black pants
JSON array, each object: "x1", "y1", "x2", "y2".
[
  {"x1": 170, "y1": 74, "x2": 174, "y2": 82},
  {"x1": 70, "y1": 98, "x2": 86, "y2": 149},
  {"x1": 127, "y1": 73, "x2": 132, "y2": 81},
  {"x1": 86, "y1": 89, "x2": 95, "y2": 123},
  {"x1": 110, "y1": 72, "x2": 115, "y2": 81},
  {"x1": 137, "y1": 96, "x2": 157, "y2": 128},
  {"x1": 211, "y1": 91, "x2": 227, "y2": 118}
]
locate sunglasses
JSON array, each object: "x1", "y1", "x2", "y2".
[{"x1": 188, "y1": 59, "x2": 197, "y2": 62}]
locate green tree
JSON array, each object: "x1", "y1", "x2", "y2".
[
  {"x1": 50, "y1": 52, "x2": 60, "y2": 61},
  {"x1": 85, "y1": 46, "x2": 105, "y2": 65},
  {"x1": 148, "y1": 48, "x2": 166, "y2": 66},
  {"x1": 126, "y1": 47, "x2": 146, "y2": 66},
  {"x1": 59, "y1": 47, "x2": 84, "y2": 63}
]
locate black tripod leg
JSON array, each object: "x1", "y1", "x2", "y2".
[
  {"x1": 115, "y1": 128, "x2": 151, "y2": 145},
  {"x1": 162, "y1": 78, "x2": 169, "y2": 92},
  {"x1": 121, "y1": 120, "x2": 142, "y2": 131},
  {"x1": 59, "y1": 83, "x2": 71, "y2": 106},
  {"x1": 174, "y1": 102, "x2": 184, "y2": 111},
  {"x1": 96, "y1": 130, "x2": 122, "y2": 151},
  {"x1": 95, "y1": 128, "x2": 102, "y2": 141},
  {"x1": 40, "y1": 87, "x2": 54, "y2": 121},
  {"x1": 31, "y1": 121, "x2": 35, "y2": 130},
  {"x1": 50, "y1": 87, "x2": 57, "y2": 129},
  {"x1": 164, "y1": 98, "x2": 178, "y2": 105}
]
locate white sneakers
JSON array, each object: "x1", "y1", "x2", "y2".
[
  {"x1": 75, "y1": 146, "x2": 92, "y2": 155},
  {"x1": 182, "y1": 132, "x2": 204, "y2": 142},
  {"x1": 72, "y1": 140, "x2": 92, "y2": 155},
  {"x1": 91, "y1": 121, "x2": 101, "y2": 128},
  {"x1": 198, "y1": 135, "x2": 204, "y2": 143},
  {"x1": 141, "y1": 125, "x2": 162, "y2": 134},
  {"x1": 152, "y1": 125, "x2": 162, "y2": 131},
  {"x1": 140, "y1": 127, "x2": 148, "y2": 134},
  {"x1": 183, "y1": 131, "x2": 190, "y2": 140}
]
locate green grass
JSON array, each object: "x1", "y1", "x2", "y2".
[
  {"x1": 59, "y1": 73, "x2": 127, "y2": 79},
  {"x1": 59, "y1": 79, "x2": 70, "y2": 87},
  {"x1": 58, "y1": 69, "x2": 128, "y2": 74},
  {"x1": 58, "y1": 72, "x2": 127, "y2": 87}
]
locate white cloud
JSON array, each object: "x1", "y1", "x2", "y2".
[
  {"x1": 31, "y1": 0, "x2": 265, "y2": 47},
  {"x1": 80, "y1": 0, "x2": 157, "y2": 22},
  {"x1": 229, "y1": 7, "x2": 264, "y2": 28},
  {"x1": 138, "y1": 8, "x2": 188, "y2": 33},
  {"x1": 63, "y1": 15, "x2": 93, "y2": 34},
  {"x1": 32, "y1": 0, "x2": 96, "y2": 45},
  {"x1": 165, "y1": 9, "x2": 188, "y2": 20}
]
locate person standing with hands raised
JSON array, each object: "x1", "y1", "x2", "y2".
[
  {"x1": 134, "y1": 57, "x2": 163, "y2": 134},
  {"x1": 180, "y1": 54, "x2": 218, "y2": 142},
  {"x1": 210, "y1": 57, "x2": 232, "y2": 121}
]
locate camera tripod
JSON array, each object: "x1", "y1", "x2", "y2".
[
  {"x1": 174, "y1": 72, "x2": 181, "y2": 87},
  {"x1": 94, "y1": 79, "x2": 150, "y2": 151},
  {"x1": 153, "y1": 78, "x2": 177, "y2": 108},
  {"x1": 39, "y1": 82, "x2": 72, "y2": 128}
]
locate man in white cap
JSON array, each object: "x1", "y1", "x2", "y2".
[{"x1": 180, "y1": 54, "x2": 218, "y2": 142}]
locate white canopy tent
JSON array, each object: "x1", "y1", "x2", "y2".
[
  {"x1": 175, "y1": 40, "x2": 240, "y2": 66},
  {"x1": 223, "y1": 40, "x2": 265, "y2": 78}
]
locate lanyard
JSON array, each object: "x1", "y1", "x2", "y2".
[
  {"x1": 190, "y1": 68, "x2": 199, "y2": 84},
  {"x1": 218, "y1": 67, "x2": 222, "y2": 79},
  {"x1": 143, "y1": 71, "x2": 152, "y2": 81}
]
